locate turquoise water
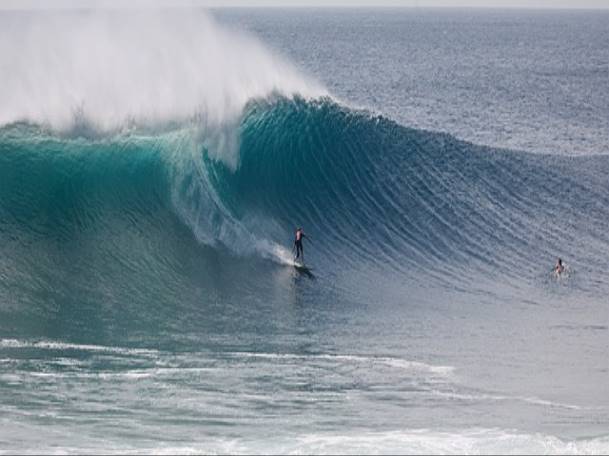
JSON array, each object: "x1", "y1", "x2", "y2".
[{"x1": 1, "y1": 8, "x2": 608, "y2": 454}]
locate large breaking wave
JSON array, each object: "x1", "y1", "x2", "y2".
[
  {"x1": 2, "y1": 96, "x2": 609, "y2": 298},
  {"x1": 1, "y1": 8, "x2": 609, "y2": 316}
]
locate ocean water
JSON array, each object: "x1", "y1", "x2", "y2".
[{"x1": 1, "y1": 7, "x2": 609, "y2": 454}]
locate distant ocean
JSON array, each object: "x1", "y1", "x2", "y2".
[{"x1": 1, "y1": 7, "x2": 608, "y2": 454}]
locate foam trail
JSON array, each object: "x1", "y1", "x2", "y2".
[{"x1": 0, "y1": 338, "x2": 158, "y2": 355}]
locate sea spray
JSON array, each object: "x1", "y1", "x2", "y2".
[{"x1": 0, "y1": 9, "x2": 326, "y2": 167}]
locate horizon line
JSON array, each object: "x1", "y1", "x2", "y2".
[{"x1": 2, "y1": 4, "x2": 609, "y2": 10}]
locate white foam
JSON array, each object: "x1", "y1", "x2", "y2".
[
  {"x1": 256, "y1": 239, "x2": 298, "y2": 266},
  {"x1": 227, "y1": 351, "x2": 454, "y2": 376},
  {"x1": 0, "y1": 338, "x2": 157, "y2": 356},
  {"x1": 0, "y1": 8, "x2": 326, "y2": 141},
  {"x1": 22, "y1": 366, "x2": 220, "y2": 381},
  {"x1": 431, "y1": 391, "x2": 583, "y2": 411},
  {"x1": 50, "y1": 429, "x2": 609, "y2": 455},
  {"x1": 269, "y1": 429, "x2": 609, "y2": 455}
]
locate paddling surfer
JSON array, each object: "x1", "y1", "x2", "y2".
[{"x1": 554, "y1": 258, "x2": 565, "y2": 276}]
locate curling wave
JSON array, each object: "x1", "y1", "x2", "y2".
[{"x1": 2, "y1": 96, "x2": 609, "y2": 303}]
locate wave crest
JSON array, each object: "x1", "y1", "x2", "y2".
[{"x1": 0, "y1": 9, "x2": 326, "y2": 133}]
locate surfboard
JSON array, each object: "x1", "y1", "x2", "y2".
[{"x1": 293, "y1": 261, "x2": 314, "y2": 277}]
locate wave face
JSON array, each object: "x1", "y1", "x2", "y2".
[
  {"x1": 2, "y1": 96, "x2": 609, "y2": 306},
  {"x1": 176, "y1": 96, "x2": 609, "y2": 293},
  {"x1": 3, "y1": 8, "x2": 607, "y2": 304}
]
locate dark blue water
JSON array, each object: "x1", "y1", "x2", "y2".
[
  {"x1": 1, "y1": 8, "x2": 608, "y2": 454},
  {"x1": 217, "y1": 8, "x2": 609, "y2": 156}
]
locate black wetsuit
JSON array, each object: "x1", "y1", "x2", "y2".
[{"x1": 294, "y1": 232, "x2": 304, "y2": 260}]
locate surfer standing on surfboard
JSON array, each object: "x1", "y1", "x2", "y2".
[{"x1": 294, "y1": 227, "x2": 308, "y2": 262}]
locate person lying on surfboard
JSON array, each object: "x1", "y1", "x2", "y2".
[
  {"x1": 293, "y1": 227, "x2": 308, "y2": 262},
  {"x1": 554, "y1": 258, "x2": 565, "y2": 275}
]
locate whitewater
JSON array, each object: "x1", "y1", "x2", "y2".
[{"x1": 1, "y1": 6, "x2": 608, "y2": 455}]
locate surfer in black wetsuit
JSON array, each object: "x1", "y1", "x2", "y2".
[{"x1": 294, "y1": 227, "x2": 307, "y2": 262}]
